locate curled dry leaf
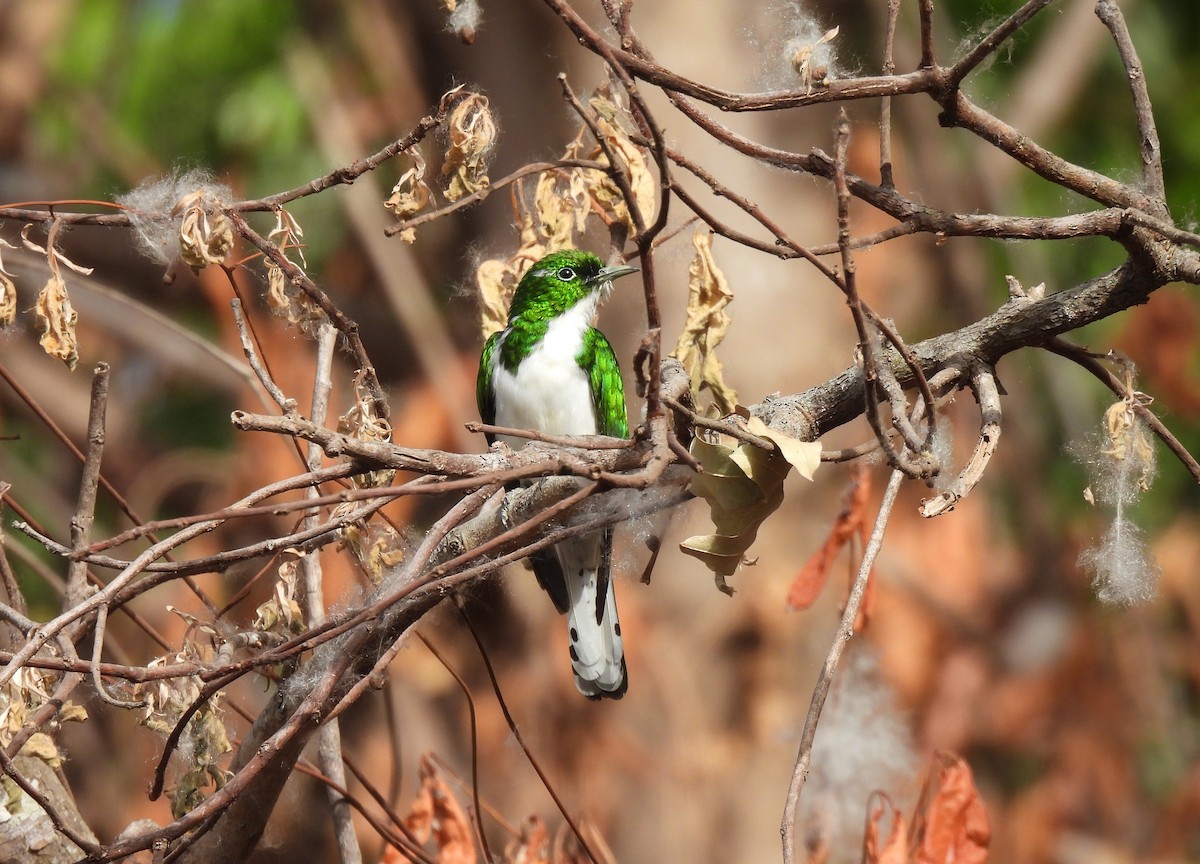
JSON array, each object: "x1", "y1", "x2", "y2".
[
  {"x1": 19, "y1": 732, "x2": 63, "y2": 768},
  {"x1": 671, "y1": 229, "x2": 738, "y2": 416},
  {"x1": 577, "y1": 87, "x2": 657, "y2": 232},
  {"x1": 442, "y1": 92, "x2": 496, "y2": 202},
  {"x1": 175, "y1": 189, "x2": 234, "y2": 273},
  {"x1": 22, "y1": 222, "x2": 92, "y2": 369},
  {"x1": 35, "y1": 270, "x2": 79, "y2": 370},
  {"x1": 744, "y1": 416, "x2": 821, "y2": 480},
  {"x1": 682, "y1": 417, "x2": 819, "y2": 591},
  {"x1": 264, "y1": 210, "x2": 325, "y2": 334},
  {"x1": 253, "y1": 555, "x2": 305, "y2": 635},
  {"x1": 504, "y1": 815, "x2": 551, "y2": 864},
  {"x1": 863, "y1": 796, "x2": 909, "y2": 864},
  {"x1": 680, "y1": 433, "x2": 790, "y2": 592},
  {"x1": 338, "y1": 368, "x2": 396, "y2": 488},
  {"x1": 403, "y1": 754, "x2": 478, "y2": 864},
  {"x1": 385, "y1": 148, "x2": 433, "y2": 243},
  {"x1": 912, "y1": 754, "x2": 991, "y2": 864},
  {"x1": 0, "y1": 238, "x2": 16, "y2": 327}
]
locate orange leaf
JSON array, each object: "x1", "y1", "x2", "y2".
[
  {"x1": 914, "y1": 755, "x2": 990, "y2": 864},
  {"x1": 863, "y1": 796, "x2": 908, "y2": 864},
  {"x1": 506, "y1": 816, "x2": 551, "y2": 864},
  {"x1": 401, "y1": 754, "x2": 478, "y2": 864},
  {"x1": 787, "y1": 466, "x2": 871, "y2": 611}
]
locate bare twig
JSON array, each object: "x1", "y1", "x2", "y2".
[
  {"x1": 1094, "y1": 0, "x2": 1166, "y2": 207},
  {"x1": 65, "y1": 363, "x2": 109, "y2": 614},
  {"x1": 780, "y1": 468, "x2": 904, "y2": 864},
  {"x1": 920, "y1": 364, "x2": 1004, "y2": 517}
]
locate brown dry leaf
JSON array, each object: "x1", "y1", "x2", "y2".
[
  {"x1": 22, "y1": 223, "x2": 91, "y2": 369},
  {"x1": 20, "y1": 732, "x2": 62, "y2": 768},
  {"x1": 0, "y1": 238, "x2": 16, "y2": 327},
  {"x1": 534, "y1": 168, "x2": 583, "y2": 252},
  {"x1": 505, "y1": 815, "x2": 551, "y2": 864},
  {"x1": 403, "y1": 754, "x2": 478, "y2": 864},
  {"x1": 576, "y1": 86, "x2": 656, "y2": 232},
  {"x1": 34, "y1": 270, "x2": 79, "y2": 370},
  {"x1": 671, "y1": 228, "x2": 738, "y2": 416},
  {"x1": 745, "y1": 415, "x2": 821, "y2": 480},
  {"x1": 680, "y1": 433, "x2": 790, "y2": 593},
  {"x1": 787, "y1": 467, "x2": 870, "y2": 611},
  {"x1": 176, "y1": 190, "x2": 233, "y2": 273},
  {"x1": 442, "y1": 92, "x2": 496, "y2": 202},
  {"x1": 863, "y1": 797, "x2": 909, "y2": 864},
  {"x1": 386, "y1": 148, "x2": 433, "y2": 242},
  {"x1": 264, "y1": 210, "x2": 325, "y2": 334},
  {"x1": 913, "y1": 754, "x2": 991, "y2": 864}
]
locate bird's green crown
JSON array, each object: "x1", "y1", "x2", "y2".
[{"x1": 506, "y1": 249, "x2": 610, "y2": 322}]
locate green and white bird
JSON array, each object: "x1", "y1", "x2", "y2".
[{"x1": 476, "y1": 249, "x2": 638, "y2": 699}]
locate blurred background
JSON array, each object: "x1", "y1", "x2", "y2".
[{"x1": 2, "y1": 0, "x2": 1200, "y2": 861}]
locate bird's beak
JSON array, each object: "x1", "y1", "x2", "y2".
[{"x1": 597, "y1": 263, "x2": 639, "y2": 283}]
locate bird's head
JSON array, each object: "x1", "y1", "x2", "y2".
[{"x1": 508, "y1": 249, "x2": 638, "y2": 320}]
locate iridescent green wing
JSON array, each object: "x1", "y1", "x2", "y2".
[
  {"x1": 578, "y1": 328, "x2": 628, "y2": 438},
  {"x1": 476, "y1": 331, "x2": 502, "y2": 445}
]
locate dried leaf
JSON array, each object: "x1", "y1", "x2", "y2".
[
  {"x1": 19, "y1": 732, "x2": 61, "y2": 768},
  {"x1": 505, "y1": 816, "x2": 551, "y2": 864},
  {"x1": 34, "y1": 271, "x2": 79, "y2": 370},
  {"x1": 914, "y1": 755, "x2": 990, "y2": 864},
  {"x1": 442, "y1": 92, "x2": 496, "y2": 202},
  {"x1": 253, "y1": 556, "x2": 305, "y2": 635},
  {"x1": 403, "y1": 755, "x2": 478, "y2": 864},
  {"x1": 57, "y1": 702, "x2": 88, "y2": 724},
  {"x1": 863, "y1": 798, "x2": 908, "y2": 864},
  {"x1": 671, "y1": 229, "x2": 738, "y2": 415},
  {"x1": 175, "y1": 190, "x2": 233, "y2": 273},
  {"x1": 0, "y1": 238, "x2": 16, "y2": 327},
  {"x1": 576, "y1": 86, "x2": 656, "y2": 231},
  {"x1": 787, "y1": 467, "x2": 869, "y2": 611},
  {"x1": 534, "y1": 168, "x2": 582, "y2": 252},
  {"x1": 744, "y1": 415, "x2": 820, "y2": 480},
  {"x1": 680, "y1": 433, "x2": 791, "y2": 591},
  {"x1": 386, "y1": 149, "x2": 433, "y2": 242}
]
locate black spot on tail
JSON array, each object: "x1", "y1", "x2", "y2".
[
  {"x1": 569, "y1": 645, "x2": 579, "y2": 662},
  {"x1": 614, "y1": 621, "x2": 621, "y2": 637},
  {"x1": 569, "y1": 627, "x2": 578, "y2": 642}
]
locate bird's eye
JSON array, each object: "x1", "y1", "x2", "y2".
[{"x1": 556, "y1": 267, "x2": 576, "y2": 281}]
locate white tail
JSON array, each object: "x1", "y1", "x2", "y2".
[{"x1": 558, "y1": 538, "x2": 627, "y2": 699}]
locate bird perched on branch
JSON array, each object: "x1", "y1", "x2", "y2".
[{"x1": 476, "y1": 249, "x2": 638, "y2": 699}]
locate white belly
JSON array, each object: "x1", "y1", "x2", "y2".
[{"x1": 491, "y1": 306, "x2": 598, "y2": 447}]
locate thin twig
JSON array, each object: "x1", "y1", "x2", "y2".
[
  {"x1": 65, "y1": 362, "x2": 109, "y2": 615},
  {"x1": 920, "y1": 364, "x2": 1003, "y2": 517},
  {"x1": 1094, "y1": 0, "x2": 1166, "y2": 206},
  {"x1": 780, "y1": 468, "x2": 904, "y2": 864},
  {"x1": 231, "y1": 298, "x2": 295, "y2": 412}
]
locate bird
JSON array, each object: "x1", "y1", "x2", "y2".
[{"x1": 476, "y1": 249, "x2": 638, "y2": 699}]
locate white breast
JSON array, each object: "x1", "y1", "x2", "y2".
[{"x1": 491, "y1": 300, "x2": 599, "y2": 448}]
